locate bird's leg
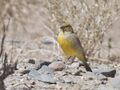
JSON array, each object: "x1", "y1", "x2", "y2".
[
  {"x1": 69, "y1": 56, "x2": 75, "y2": 63},
  {"x1": 68, "y1": 56, "x2": 72, "y2": 60},
  {"x1": 65, "y1": 56, "x2": 75, "y2": 64}
]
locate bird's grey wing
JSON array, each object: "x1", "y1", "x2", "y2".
[{"x1": 65, "y1": 33, "x2": 86, "y2": 55}]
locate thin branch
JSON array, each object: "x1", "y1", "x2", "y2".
[
  {"x1": 0, "y1": 25, "x2": 6, "y2": 57},
  {"x1": 0, "y1": 18, "x2": 10, "y2": 57}
]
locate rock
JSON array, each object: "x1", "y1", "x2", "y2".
[
  {"x1": 19, "y1": 60, "x2": 51, "y2": 75},
  {"x1": 31, "y1": 81, "x2": 36, "y2": 85},
  {"x1": 101, "y1": 69, "x2": 116, "y2": 78},
  {"x1": 29, "y1": 69, "x2": 43, "y2": 80},
  {"x1": 69, "y1": 62, "x2": 80, "y2": 68},
  {"x1": 20, "y1": 69, "x2": 31, "y2": 75},
  {"x1": 35, "y1": 60, "x2": 51, "y2": 70},
  {"x1": 65, "y1": 68, "x2": 82, "y2": 76},
  {"x1": 93, "y1": 69, "x2": 116, "y2": 78},
  {"x1": 49, "y1": 61, "x2": 65, "y2": 71},
  {"x1": 29, "y1": 65, "x2": 56, "y2": 84},
  {"x1": 28, "y1": 59, "x2": 35, "y2": 64},
  {"x1": 38, "y1": 65, "x2": 53, "y2": 74},
  {"x1": 110, "y1": 76, "x2": 120, "y2": 89}
]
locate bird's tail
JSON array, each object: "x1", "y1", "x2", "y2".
[
  {"x1": 82, "y1": 61, "x2": 92, "y2": 72},
  {"x1": 78, "y1": 55, "x2": 92, "y2": 72}
]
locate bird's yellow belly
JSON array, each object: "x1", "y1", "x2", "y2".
[
  {"x1": 61, "y1": 43, "x2": 76, "y2": 56},
  {"x1": 58, "y1": 34, "x2": 76, "y2": 56}
]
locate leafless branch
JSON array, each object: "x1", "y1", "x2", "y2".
[
  {"x1": 0, "y1": 18, "x2": 17, "y2": 90},
  {"x1": 0, "y1": 18, "x2": 10, "y2": 57}
]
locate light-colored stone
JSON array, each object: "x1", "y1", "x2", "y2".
[{"x1": 49, "y1": 61, "x2": 65, "y2": 71}]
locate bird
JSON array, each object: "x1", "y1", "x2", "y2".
[{"x1": 57, "y1": 24, "x2": 92, "y2": 72}]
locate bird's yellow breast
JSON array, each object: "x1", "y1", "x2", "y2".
[{"x1": 57, "y1": 32, "x2": 76, "y2": 56}]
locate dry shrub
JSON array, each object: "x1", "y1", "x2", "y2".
[
  {"x1": 0, "y1": 0, "x2": 43, "y2": 34},
  {"x1": 0, "y1": 0, "x2": 120, "y2": 60},
  {"x1": 46, "y1": 0, "x2": 120, "y2": 58}
]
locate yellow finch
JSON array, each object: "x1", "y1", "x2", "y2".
[{"x1": 57, "y1": 24, "x2": 92, "y2": 72}]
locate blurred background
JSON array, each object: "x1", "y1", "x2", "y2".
[{"x1": 0, "y1": 0, "x2": 120, "y2": 67}]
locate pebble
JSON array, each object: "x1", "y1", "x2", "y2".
[
  {"x1": 101, "y1": 69, "x2": 116, "y2": 78},
  {"x1": 29, "y1": 65, "x2": 56, "y2": 84},
  {"x1": 28, "y1": 59, "x2": 35, "y2": 64},
  {"x1": 93, "y1": 68, "x2": 116, "y2": 78},
  {"x1": 69, "y1": 62, "x2": 80, "y2": 68},
  {"x1": 65, "y1": 68, "x2": 82, "y2": 76},
  {"x1": 35, "y1": 60, "x2": 51, "y2": 70},
  {"x1": 49, "y1": 61, "x2": 65, "y2": 71}
]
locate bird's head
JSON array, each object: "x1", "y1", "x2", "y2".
[{"x1": 60, "y1": 24, "x2": 74, "y2": 33}]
